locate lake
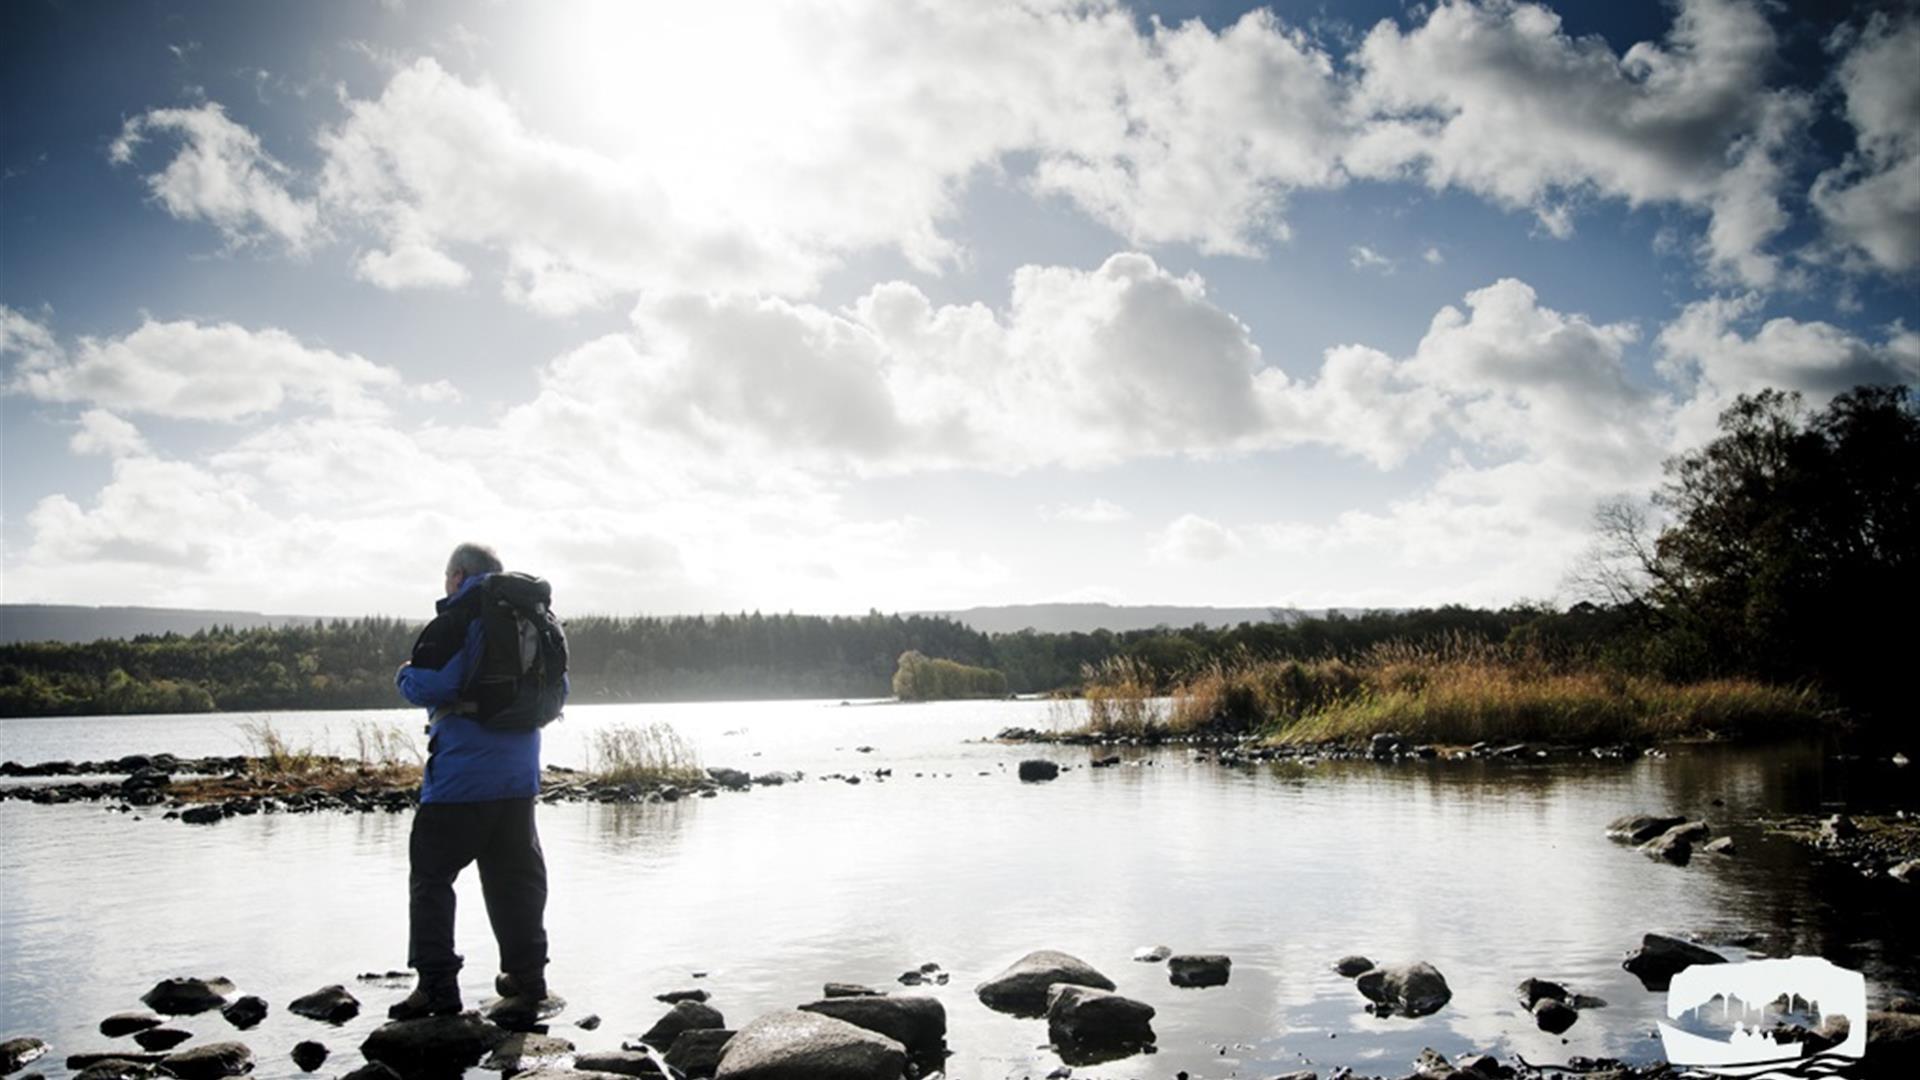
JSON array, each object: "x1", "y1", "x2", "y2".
[{"x1": 1, "y1": 699, "x2": 1914, "y2": 1080}]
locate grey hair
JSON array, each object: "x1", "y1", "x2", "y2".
[{"x1": 446, "y1": 542, "x2": 504, "y2": 578}]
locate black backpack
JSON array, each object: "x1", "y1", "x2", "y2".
[{"x1": 465, "y1": 571, "x2": 569, "y2": 730}]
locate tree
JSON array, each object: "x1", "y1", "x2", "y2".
[{"x1": 1641, "y1": 386, "x2": 1918, "y2": 718}]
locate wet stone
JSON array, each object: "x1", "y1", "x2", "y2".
[
  {"x1": 662, "y1": 1030, "x2": 732, "y2": 1080},
  {"x1": 288, "y1": 985, "x2": 360, "y2": 1025},
  {"x1": 571, "y1": 1052, "x2": 665, "y2": 1078},
  {"x1": 1333, "y1": 955, "x2": 1375, "y2": 977},
  {"x1": 1167, "y1": 954, "x2": 1231, "y2": 988},
  {"x1": 2, "y1": 1039, "x2": 51, "y2": 1075},
  {"x1": 219, "y1": 997, "x2": 268, "y2": 1031},
  {"x1": 130, "y1": 1031, "x2": 190, "y2": 1053},
  {"x1": 141, "y1": 978, "x2": 234, "y2": 1016},
  {"x1": 100, "y1": 1014, "x2": 165, "y2": 1038},
  {"x1": 289, "y1": 1042, "x2": 328, "y2": 1073},
  {"x1": 158, "y1": 1041, "x2": 253, "y2": 1080}
]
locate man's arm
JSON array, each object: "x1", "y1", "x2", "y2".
[{"x1": 397, "y1": 620, "x2": 486, "y2": 707}]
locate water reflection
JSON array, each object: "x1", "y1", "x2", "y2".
[{"x1": 1, "y1": 707, "x2": 1915, "y2": 1080}]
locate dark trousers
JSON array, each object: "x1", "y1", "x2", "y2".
[{"x1": 407, "y1": 797, "x2": 549, "y2": 979}]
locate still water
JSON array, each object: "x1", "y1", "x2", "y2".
[{"x1": 1, "y1": 700, "x2": 1914, "y2": 1080}]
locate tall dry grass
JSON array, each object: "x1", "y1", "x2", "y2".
[
  {"x1": 1061, "y1": 639, "x2": 1822, "y2": 745},
  {"x1": 588, "y1": 722, "x2": 705, "y2": 784}
]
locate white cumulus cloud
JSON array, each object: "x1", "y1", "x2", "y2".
[
  {"x1": 1811, "y1": 10, "x2": 1920, "y2": 274},
  {"x1": 110, "y1": 102, "x2": 319, "y2": 250}
]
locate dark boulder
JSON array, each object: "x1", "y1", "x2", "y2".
[
  {"x1": 821, "y1": 984, "x2": 879, "y2": 998},
  {"x1": 157, "y1": 1041, "x2": 253, "y2": 1080},
  {"x1": 142, "y1": 978, "x2": 234, "y2": 1016},
  {"x1": 65, "y1": 1056, "x2": 165, "y2": 1070},
  {"x1": 1622, "y1": 933, "x2": 1725, "y2": 991},
  {"x1": 74, "y1": 1062, "x2": 156, "y2": 1080},
  {"x1": 655, "y1": 989, "x2": 710, "y2": 1005},
  {"x1": 219, "y1": 998, "x2": 267, "y2": 1031},
  {"x1": 359, "y1": 1014, "x2": 508, "y2": 1077},
  {"x1": 1333, "y1": 955, "x2": 1375, "y2": 977},
  {"x1": 663, "y1": 1030, "x2": 733, "y2": 1080},
  {"x1": 571, "y1": 1052, "x2": 664, "y2": 1078},
  {"x1": 1017, "y1": 760, "x2": 1060, "y2": 782},
  {"x1": 131, "y1": 1032, "x2": 191, "y2": 1053},
  {"x1": 1354, "y1": 962, "x2": 1452, "y2": 1018},
  {"x1": 1515, "y1": 978, "x2": 1568, "y2": 1009},
  {"x1": 289, "y1": 1043, "x2": 327, "y2": 1073},
  {"x1": 975, "y1": 950, "x2": 1115, "y2": 1015},
  {"x1": 573, "y1": 1015, "x2": 601, "y2": 1031},
  {"x1": 706, "y1": 768, "x2": 750, "y2": 790},
  {"x1": 337, "y1": 1065, "x2": 402, "y2": 1080},
  {"x1": 712, "y1": 1011, "x2": 905, "y2": 1080},
  {"x1": 1640, "y1": 827, "x2": 1696, "y2": 865},
  {"x1": 288, "y1": 986, "x2": 359, "y2": 1025},
  {"x1": 1605, "y1": 814, "x2": 1688, "y2": 844},
  {"x1": 638, "y1": 1001, "x2": 725, "y2": 1052},
  {"x1": 798, "y1": 996, "x2": 945, "y2": 1057},
  {"x1": 1532, "y1": 998, "x2": 1579, "y2": 1034},
  {"x1": 179, "y1": 807, "x2": 224, "y2": 825},
  {"x1": 1045, "y1": 984, "x2": 1155, "y2": 1048},
  {"x1": 1866, "y1": 1010, "x2": 1920, "y2": 1079},
  {"x1": 2, "y1": 1039, "x2": 50, "y2": 1075},
  {"x1": 1167, "y1": 954, "x2": 1231, "y2": 988},
  {"x1": 100, "y1": 1014, "x2": 165, "y2": 1038}
]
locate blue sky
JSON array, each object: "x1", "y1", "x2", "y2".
[{"x1": 2, "y1": 0, "x2": 1915, "y2": 617}]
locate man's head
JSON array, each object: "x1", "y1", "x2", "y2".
[{"x1": 444, "y1": 542, "x2": 504, "y2": 596}]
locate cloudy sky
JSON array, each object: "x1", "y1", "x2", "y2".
[{"x1": 2, "y1": 0, "x2": 1915, "y2": 618}]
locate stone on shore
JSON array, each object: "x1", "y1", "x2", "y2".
[
  {"x1": 289, "y1": 1042, "x2": 327, "y2": 1073},
  {"x1": 1333, "y1": 955, "x2": 1375, "y2": 977},
  {"x1": 1622, "y1": 933, "x2": 1725, "y2": 991},
  {"x1": 637, "y1": 1001, "x2": 725, "y2": 1052},
  {"x1": 1354, "y1": 962, "x2": 1453, "y2": 1018},
  {"x1": 359, "y1": 1014, "x2": 508, "y2": 1077},
  {"x1": 100, "y1": 1015, "x2": 165, "y2": 1038},
  {"x1": 131, "y1": 1031, "x2": 191, "y2": 1054},
  {"x1": 1017, "y1": 760, "x2": 1060, "y2": 782},
  {"x1": 1532, "y1": 998, "x2": 1579, "y2": 1034},
  {"x1": 141, "y1": 978, "x2": 235, "y2": 1016},
  {"x1": 797, "y1": 996, "x2": 945, "y2": 1057},
  {"x1": 288, "y1": 986, "x2": 360, "y2": 1025},
  {"x1": 572, "y1": 1051, "x2": 665, "y2": 1078},
  {"x1": 976, "y1": 950, "x2": 1115, "y2": 1014},
  {"x1": 219, "y1": 998, "x2": 267, "y2": 1031},
  {"x1": 1045, "y1": 984, "x2": 1155, "y2": 1048},
  {"x1": 74, "y1": 1062, "x2": 155, "y2": 1080},
  {"x1": 821, "y1": 983, "x2": 880, "y2": 998},
  {"x1": 663, "y1": 1030, "x2": 733, "y2": 1080},
  {"x1": 1167, "y1": 954, "x2": 1231, "y2": 988},
  {"x1": 157, "y1": 1041, "x2": 253, "y2": 1080},
  {"x1": 2, "y1": 1039, "x2": 50, "y2": 1075},
  {"x1": 1606, "y1": 814, "x2": 1688, "y2": 844},
  {"x1": 482, "y1": 1033, "x2": 575, "y2": 1073},
  {"x1": 713, "y1": 1011, "x2": 904, "y2": 1080}
]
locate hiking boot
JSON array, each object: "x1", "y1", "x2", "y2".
[
  {"x1": 494, "y1": 969, "x2": 548, "y2": 1001},
  {"x1": 387, "y1": 975, "x2": 462, "y2": 1020}
]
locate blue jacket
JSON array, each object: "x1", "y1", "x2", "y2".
[{"x1": 397, "y1": 573, "x2": 542, "y2": 804}]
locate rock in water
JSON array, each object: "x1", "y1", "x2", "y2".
[
  {"x1": 337, "y1": 1065, "x2": 402, "y2": 1080},
  {"x1": 713, "y1": 1011, "x2": 905, "y2": 1080},
  {"x1": 130, "y1": 1031, "x2": 191, "y2": 1053},
  {"x1": 572, "y1": 1051, "x2": 666, "y2": 1078},
  {"x1": 141, "y1": 978, "x2": 234, "y2": 1016},
  {"x1": 1605, "y1": 814, "x2": 1688, "y2": 844},
  {"x1": 1017, "y1": 760, "x2": 1060, "y2": 782},
  {"x1": 1354, "y1": 962, "x2": 1453, "y2": 1018},
  {"x1": 1532, "y1": 998, "x2": 1579, "y2": 1034},
  {"x1": 663, "y1": 1030, "x2": 733, "y2": 1080},
  {"x1": 1622, "y1": 933, "x2": 1725, "y2": 991},
  {"x1": 821, "y1": 984, "x2": 879, "y2": 998},
  {"x1": 73, "y1": 1062, "x2": 156, "y2": 1080},
  {"x1": 99, "y1": 1014, "x2": 165, "y2": 1038},
  {"x1": 1132, "y1": 945, "x2": 1171, "y2": 963},
  {"x1": 638, "y1": 1001, "x2": 725, "y2": 1052},
  {"x1": 158, "y1": 1042, "x2": 253, "y2": 1080},
  {"x1": 1639, "y1": 826, "x2": 1696, "y2": 865},
  {"x1": 1045, "y1": 985, "x2": 1155, "y2": 1048},
  {"x1": 290, "y1": 1042, "x2": 328, "y2": 1073},
  {"x1": 1168, "y1": 954, "x2": 1231, "y2": 987},
  {"x1": 2, "y1": 1038, "x2": 50, "y2": 1074},
  {"x1": 975, "y1": 950, "x2": 1115, "y2": 1015},
  {"x1": 482, "y1": 1033, "x2": 576, "y2": 1073},
  {"x1": 1333, "y1": 955, "x2": 1375, "y2": 977},
  {"x1": 655, "y1": 990, "x2": 710, "y2": 1005},
  {"x1": 360, "y1": 1014, "x2": 507, "y2": 1076},
  {"x1": 288, "y1": 986, "x2": 360, "y2": 1025},
  {"x1": 1515, "y1": 978, "x2": 1569, "y2": 1009},
  {"x1": 1704, "y1": 836, "x2": 1736, "y2": 855},
  {"x1": 219, "y1": 998, "x2": 268, "y2": 1031},
  {"x1": 797, "y1": 996, "x2": 946, "y2": 1057}
]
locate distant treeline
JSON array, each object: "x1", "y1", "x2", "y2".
[{"x1": 0, "y1": 601, "x2": 1611, "y2": 718}]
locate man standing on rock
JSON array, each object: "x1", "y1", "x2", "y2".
[{"x1": 390, "y1": 542, "x2": 551, "y2": 1020}]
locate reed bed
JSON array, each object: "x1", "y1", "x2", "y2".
[{"x1": 588, "y1": 722, "x2": 705, "y2": 784}]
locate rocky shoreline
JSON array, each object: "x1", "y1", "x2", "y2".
[{"x1": 20, "y1": 942, "x2": 1919, "y2": 1080}]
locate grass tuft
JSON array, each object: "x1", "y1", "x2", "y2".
[{"x1": 588, "y1": 722, "x2": 705, "y2": 785}]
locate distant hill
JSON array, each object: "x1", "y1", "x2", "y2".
[
  {"x1": 928, "y1": 602, "x2": 1328, "y2": 635},
  {"x1": 0, "y1": 604, "x2": 327, "y2": 645}
]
